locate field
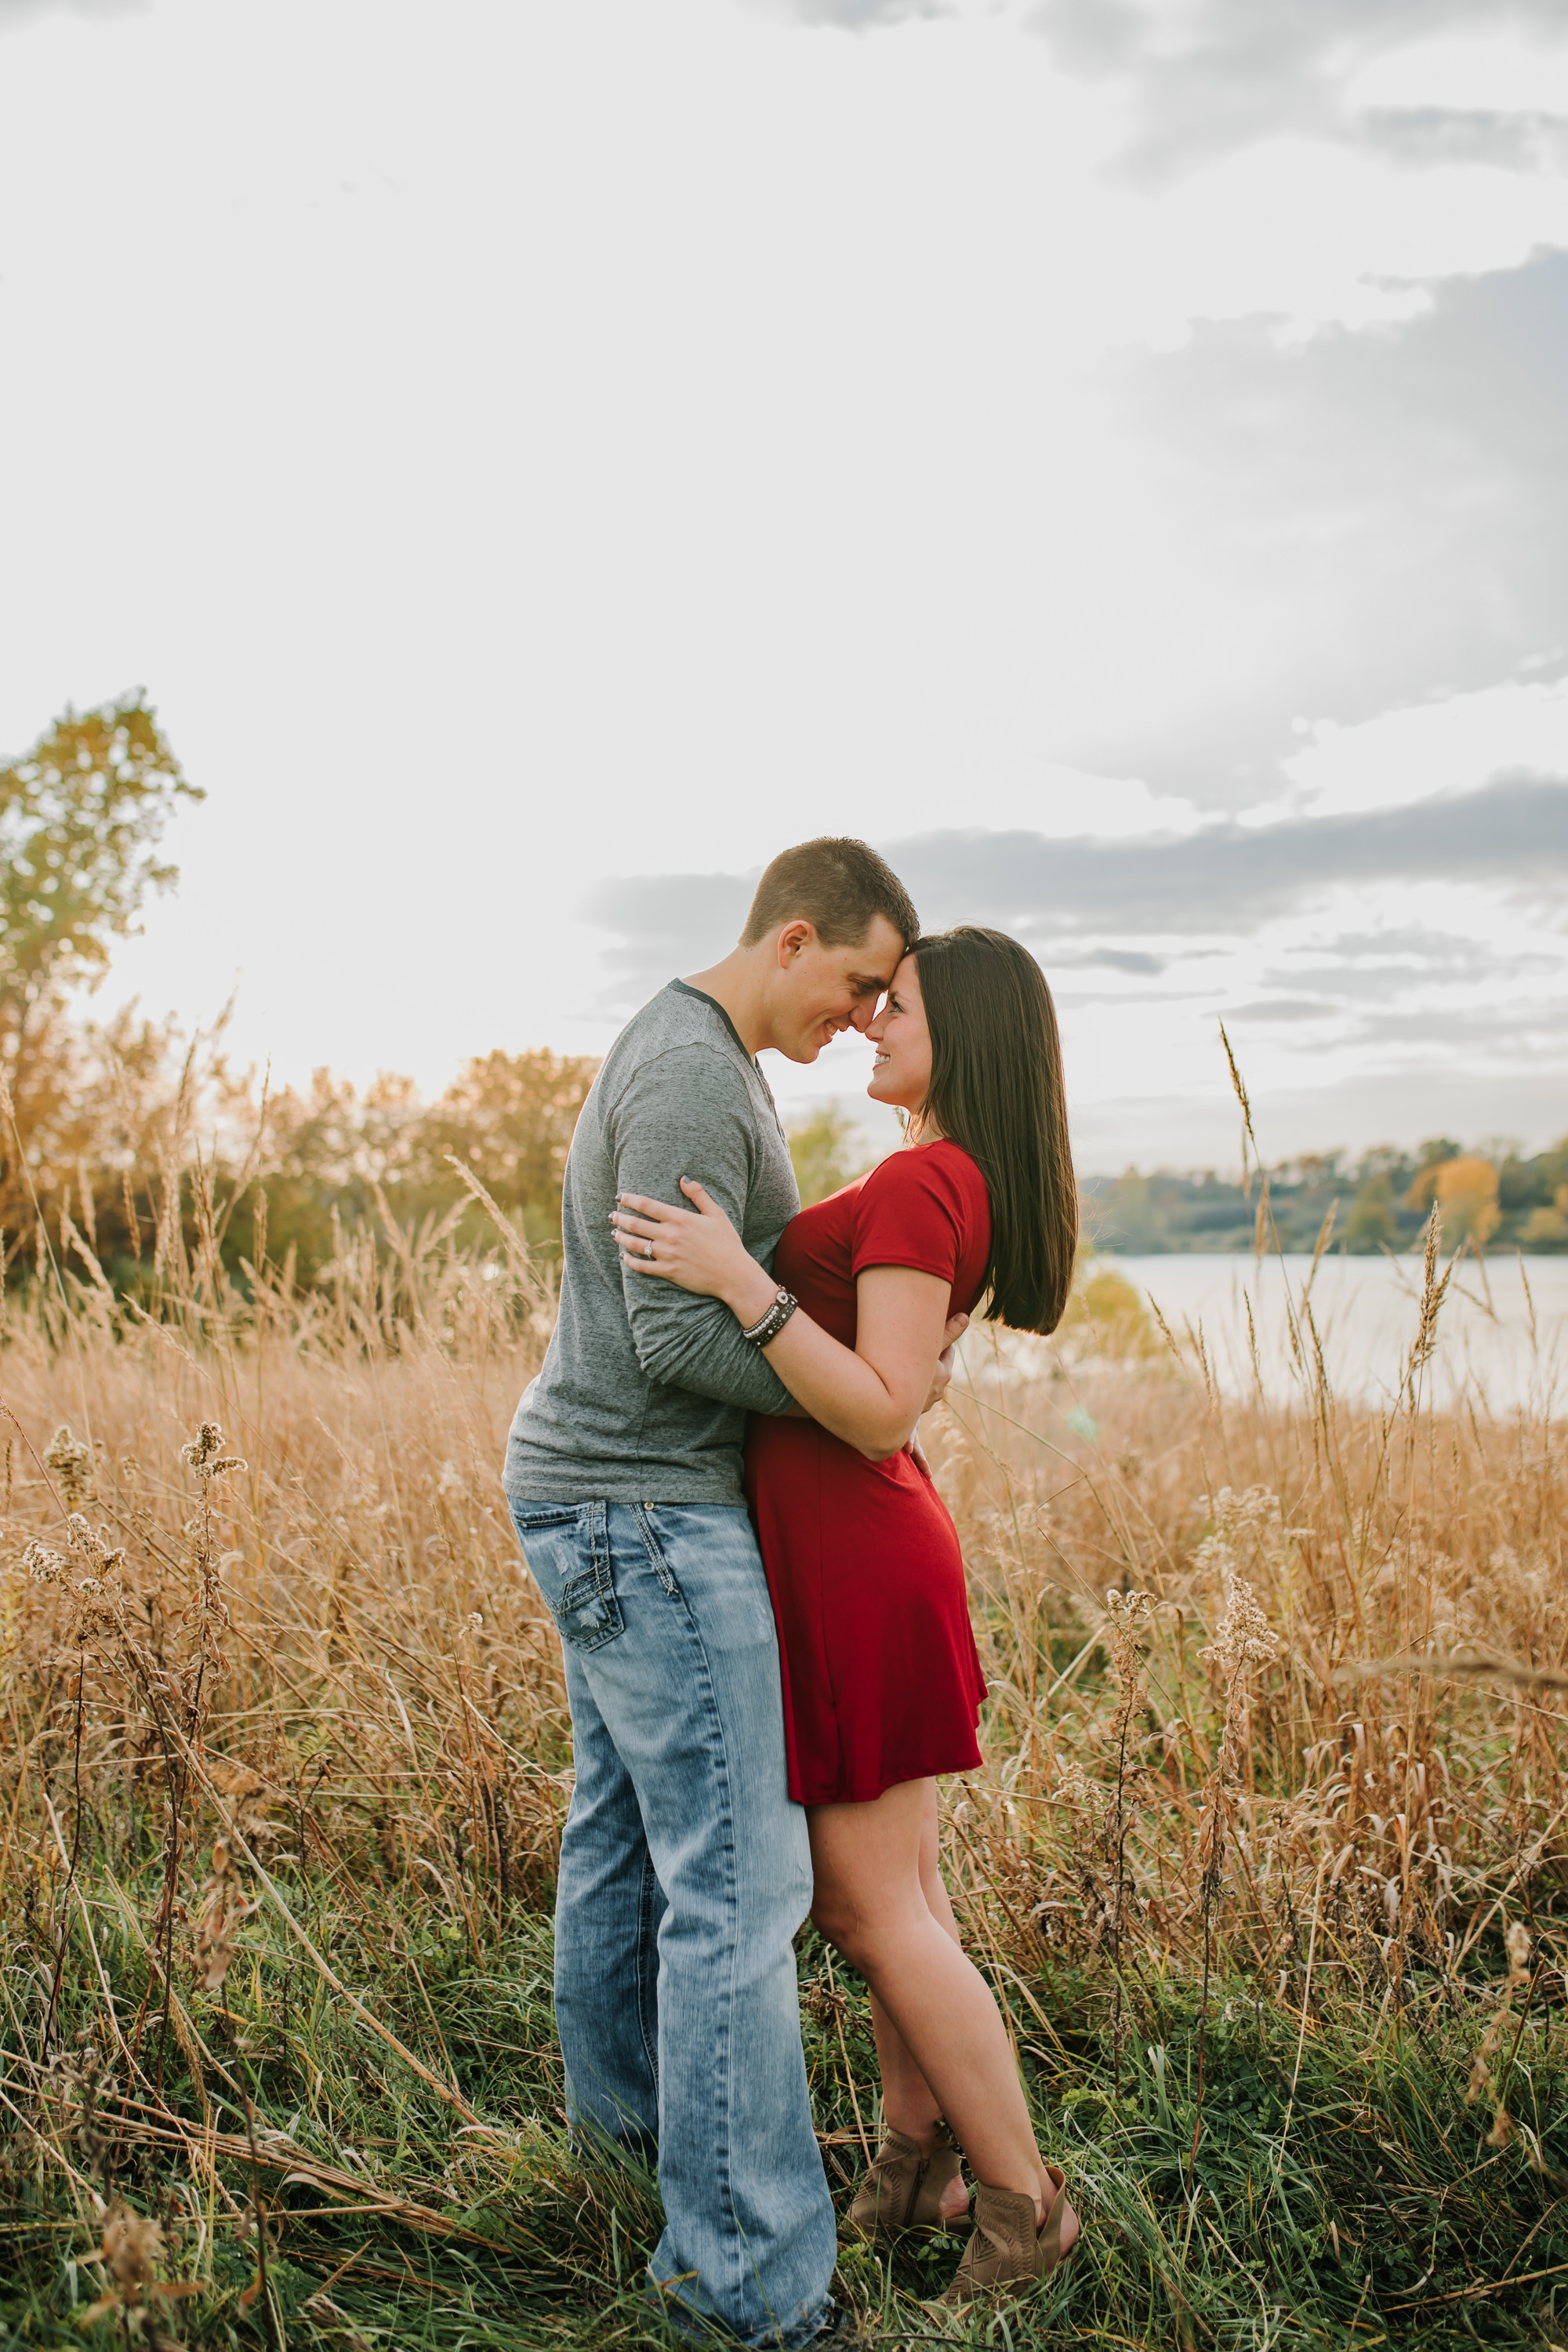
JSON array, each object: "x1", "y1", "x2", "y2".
[{"x1": 2, "y1": 1185, "x2": 1566, "y2": 2351}]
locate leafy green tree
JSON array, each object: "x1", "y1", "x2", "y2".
[
  {"x1": 2, "y1": 694, "x2": 198, "y2": 1010},
  {"x1": 1343, "y1": 1173, "x2": 1397, "y2": 1254},
  {"x1": 248, "y1": 1051, "x2": 601, "y2": 1286},
  {"x1": 407, "y1": 1049, "x2": 600, "y2": 1243},
  {"x1": 1058, "y1": 1261, "x2": 1162, "y2": 1360},
  {"x1": 788, "y1": 1106, "x2": 867, "y2": 1207},
  {"x1": 1, "y1": 695, "x2": 198, "y2": 1249},
  {"x1": 1519, "y1": 1188, "x2": 1568, "y2": 1249}
]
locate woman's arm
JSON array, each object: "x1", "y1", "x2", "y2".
[
  {"x1": 774, "y1": 1263, "x2": 954, "y2": 1457},
  {"x1": 611, "y1": 1180, "x2": 956, "y2": 1461}
]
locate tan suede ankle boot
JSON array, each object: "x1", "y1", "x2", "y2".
[
  {"x1": 848, "y1": 2122, "x2": 966, "y2": 2245},
  {"x1": 942, "y1": 2165, "x2": 1075, "y2": 2304}
]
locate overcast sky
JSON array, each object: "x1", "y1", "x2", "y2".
[{"x1": 2, "y1": 0, "x2": 1566, "y2": 1170}]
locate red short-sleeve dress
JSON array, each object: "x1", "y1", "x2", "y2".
[{"x1": 744, "y1": 1138, "x2": 992, "y2": 1806}]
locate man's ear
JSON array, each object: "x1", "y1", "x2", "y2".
[{"x1": 775, "y1": 919, "x2": 814, "y2": 968}]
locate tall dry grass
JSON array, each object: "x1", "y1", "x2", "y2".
[
  {"x1": 2, "y1": 1143, "x2": 1566, "y2": 2347},
  {"x1": 935, "y1": 1243, "x2": 1566, "y2": 2130}
]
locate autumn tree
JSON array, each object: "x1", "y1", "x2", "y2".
[
  {"x1": 1433, "y1": 1156, "x2": 1501, "y2": 1251},
  {"x1": 1403, "y1": 1139, "x2": 1465, "y2": 1214},
  {"x1": 252, "y1": 1051, "x2": 601, "y2": 1283}
]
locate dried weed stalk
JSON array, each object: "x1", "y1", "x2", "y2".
[
  {"x1": 1188, "y1": 1491, "x2": 1282, "y2": 2183},
  {"x1": 1102, "y1": 1587, "x2": 1153, "y2": 2093},
  {"x1": 1465, "y1": 1918, "x2": 1534, "y2": 2151}
]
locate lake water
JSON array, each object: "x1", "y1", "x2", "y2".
[{"x1": 1089, "y1": 1253, "x2": 1568, "y2": 1414}]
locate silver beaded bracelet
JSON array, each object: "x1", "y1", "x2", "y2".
[{"x1": 740, "y1": 1287, "x2": 799, "y2": 1346}]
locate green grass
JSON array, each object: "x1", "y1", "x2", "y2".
[
  {"x1": 4, "y1": 1191, "x2": 1564, "y2": 2350},
  {"x1": 5, "y1": 1846, "x2": 1564, "y2": 2351}
]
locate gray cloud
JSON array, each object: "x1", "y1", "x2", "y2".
[
  {"x1": 1062, "y1": 946, "x2": 1168, "y2": 975},
  {"x1": 735, "y1": 16, "x2": 1568, "y2": 804},
  {"x1": 587, "y1": 771, "x2": 1568, "y2": 1011},
  {"x1": 1274, "y1": 999, "x2": 1568, "y2": 1062},
  {"x1": 591, "y1": 871, "x2": 755, "y2": 1012},
  {"x1": 891, "y1": 772, "x2": 1568, "y2": 938},
  {"x1": 1224, "y1": 998, "x2": 1341, "y2": 1023},
  {"x1": 0, "y1": 0, "x2": 142, "y2": 22},
  {"x1": 764, "y1": 0, "x2": 1568, "y2": 177},
  {"x1": 1360, "y1": 108, "x2": 1568, "y2": 172},
  {"x1": 760, "y1": 0, "x2": 939, "y2": 20},
  {"x1": 1259, "y1": 926, "x2": 1563, "y2": 999},
  {"x1": 1030, "y1": 0, "x2": 1568, "y2": 180},
  {"x1": 1065, "y1": 249, "x2": 1568, "y2": 797}
]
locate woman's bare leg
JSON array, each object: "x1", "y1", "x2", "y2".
[
  {"x1": 859, "y1": 1785, "x2": 968, "y2": 2218},
  {"x1": 808, "y1": 1778, "x2": 1076, "y2": 2246}
]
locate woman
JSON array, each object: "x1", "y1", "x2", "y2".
[{"x1": 609, "y1": 926, "x2": 1080, "y2": 2305}]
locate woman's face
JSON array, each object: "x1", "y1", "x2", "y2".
[{"x1": 865, "y1": 953, "x2": 932, "y2": 1116}]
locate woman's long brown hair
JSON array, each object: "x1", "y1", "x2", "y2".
[{"x1": 911, "y1": 925, "x2": 1076, "y2": 1334}]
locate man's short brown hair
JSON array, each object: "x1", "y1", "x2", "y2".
[{"x1": 739, "y1": 837, "x2": 918, "y2": 954}]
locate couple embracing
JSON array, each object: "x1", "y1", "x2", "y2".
[{"x1": 503, "y1": 838, "x2": 1080, "y2": 2347}]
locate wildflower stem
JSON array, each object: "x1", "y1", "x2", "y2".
[
  {"x1": 38, "y1": 1647, "x2": 88, "y2": 2065},
  {"x1": 243, "y1": 2094, "x2": 281, "y2": 2351}
]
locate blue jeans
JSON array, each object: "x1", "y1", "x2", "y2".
[{"x1": 507, "y1": 1499, "x2": 836, "y2": 2349}]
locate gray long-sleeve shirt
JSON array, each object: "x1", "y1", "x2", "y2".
[{"x1": 503, "y1": 979, "x2": 800, "y2": 1504}]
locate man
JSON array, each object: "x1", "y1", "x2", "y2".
[{"x1": 503, "y1": 839, "x2": 942, "y2": 2347}]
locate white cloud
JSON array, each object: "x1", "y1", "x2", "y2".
[
  {"x1": 1346, "y1": 34, "x2": 1568, "y2": 119},
  {"x1": 0, "y1": 0, "x2": 1563, "y2": 1163},
  {"x1": 1276, "y1": 676, "x2": 1568, "y2": 820},
  {"x1": 903, "y1": 766, "x2": 1207, "y2": 843},
  {"x1": 1100, "y1": 137, "x2": 1568, "y2": 347}
]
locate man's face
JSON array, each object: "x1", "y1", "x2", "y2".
[{"x1": 766, "y1": 914, "x2": 906, "y2": 1063}]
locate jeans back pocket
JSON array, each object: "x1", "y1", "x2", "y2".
[{"x1": 557, "y1": 1556, "x2": 625, "y2": 1652}]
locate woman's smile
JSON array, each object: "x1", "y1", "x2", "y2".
[{"x1": 864, "y1": 953, "x2": 932, "y2": 1112}]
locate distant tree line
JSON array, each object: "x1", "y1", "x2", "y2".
[
  {"x1": 1085, "y1": 1138, "x2": 1568, "y2": 1256},
  {"x1": 4, "y1": 1013, "x2": 603, "y2": 1300},
  {"x1": 7, "y1": 696, "x2": 1563, "y2": 1294}
]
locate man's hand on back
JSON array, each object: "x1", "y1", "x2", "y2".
[
  {"x1": 922, "y1": 1312, "x2": 969, "y2": 1417},
  {"x1": 905, "y1": 1312, "x2": 969, "y2": 1466}
]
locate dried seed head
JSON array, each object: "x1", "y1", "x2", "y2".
[
  {"x1": 1055, "y1": 1762, "x2": 1105, "y2": 1830},
  {"x1": 47, "y1": 2038, "x2": 118, "y2": 2177},
  {"x1": 194, "y1": 1839, "x2": 256, "y2": 1991},
  {"x1": 101, "y1": 2198, "x2": 165, "y2": 2291},
  {"x1": 64, "y1": 1515, "x2": 128, "y2": 1577},
  {"x1": 1103, "y1": 1588, "x2": 1153, "y2": 1691},
  {"x1": 24, "y1": 1541, "x2": 67, "y2": 1585},
  {"x1": 44, "y1": 1424, "x2": 95, "y2": 1508},
  {"x1": 180, "y1": 1421, "x2": 236, "y2": 1475},
  {"x1": 1200, "y1": 1565, "x2": 1280, "y2": 1679}
]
